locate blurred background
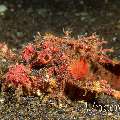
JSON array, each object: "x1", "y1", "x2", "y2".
[{"x1": 0, "y1": 0, "x2": 120, "y2": 58}]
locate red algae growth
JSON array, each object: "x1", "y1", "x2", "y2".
[{"x1": 2, "y1": 32, "x2": 120, "y2": 101}]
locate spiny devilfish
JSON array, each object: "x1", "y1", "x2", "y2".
[{"x1": 4, "y1": 33, "x2": 120, "y2": 100}]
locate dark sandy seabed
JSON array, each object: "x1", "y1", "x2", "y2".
[{"x1": 0, "y1": 0, "x2": 120, "y2": 120}]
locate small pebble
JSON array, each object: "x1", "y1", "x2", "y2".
[
  {"x1": 112, "y1": 37, "x2": 117, "y2": 42},
  {"x1": 0, "y1": 4, "x2": 7, "y2": 15}
]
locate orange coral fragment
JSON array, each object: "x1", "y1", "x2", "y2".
[{"x1": 68, "y1": 58, "x2": 89, "y2": 80}]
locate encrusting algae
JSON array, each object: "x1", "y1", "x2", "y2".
[{"x1": 1, "y1": 32, "x2": 120, "y2": 101}]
